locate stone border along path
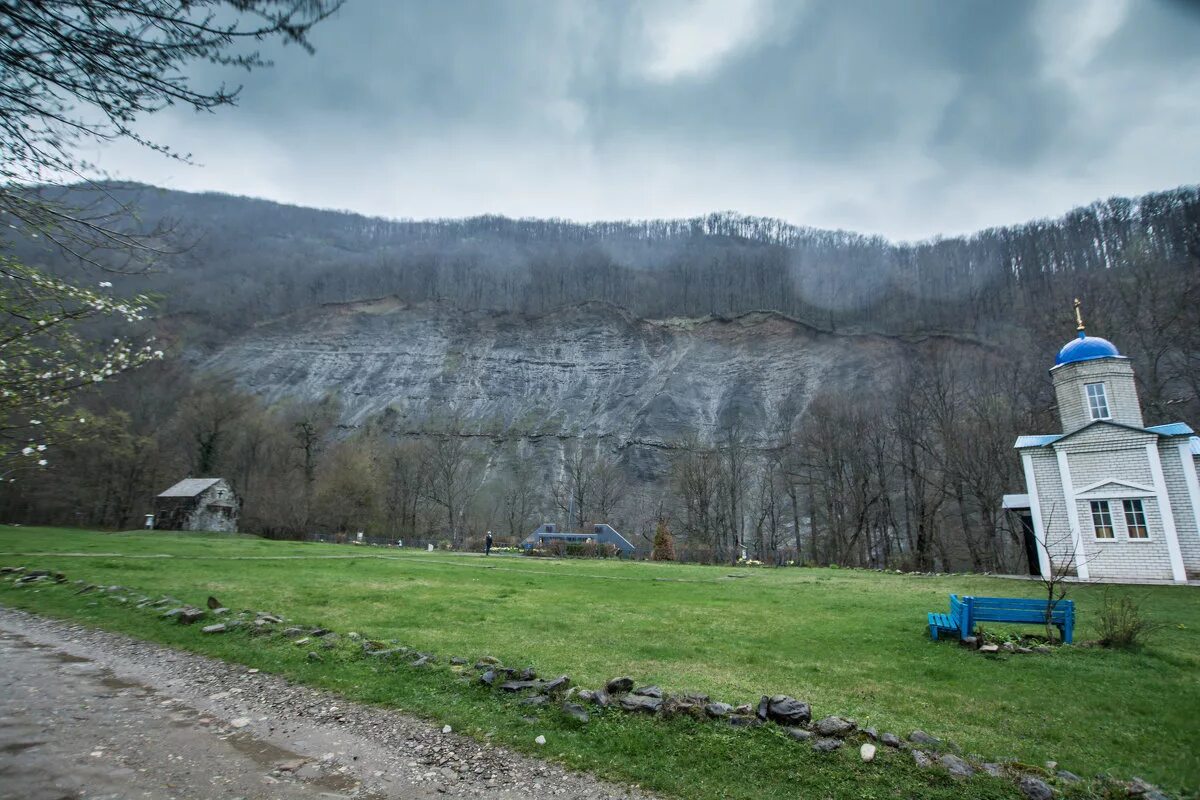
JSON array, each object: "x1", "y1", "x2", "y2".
[
  {"x1": 0, "y1": 605, "x2": 648, "y2": 799},
  {"x1": 0, "y1": 565, "x2": 1179, "y2": 800}
]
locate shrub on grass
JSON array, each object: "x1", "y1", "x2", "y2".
[
  {"x1": 651, "y1": 522, "x2": 675, "y2": 561},
  {"x1": 1097, "y1": 589, "x2": 1165, "y2": 649}
]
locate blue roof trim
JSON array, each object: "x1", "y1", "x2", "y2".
[
  {"x1": 1190, "y1": 437, "x2": 1200, "y2": 456},
  {"x1": 1146, "y1": 422, "x2": 1194, "y2": 437},
  {"x1": 1016, "y1": 421, "x2": 1195, "y2": 449},
  {"x1": 1015, "y1": 434, "x2": 1063, "y2": 448}
]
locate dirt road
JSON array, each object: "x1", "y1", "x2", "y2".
[{"x1": 0, "y1": 607, "x2": 645, "y2": 800}]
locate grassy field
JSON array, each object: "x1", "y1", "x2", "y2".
[{"x1": 1, "y1": 526, "x2": 1197, "y2": 798}]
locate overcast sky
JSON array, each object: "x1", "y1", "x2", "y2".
[{"x1": 91, "y1": 0, "x2": 1200, "y2": 242}]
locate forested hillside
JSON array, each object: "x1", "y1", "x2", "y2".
[
  {"x1": 4, "y1": 182, "x2": 1199, "y2": 573},
  {"x1": 14, "y1": 182, "x2": 1200, "y2": 340}
]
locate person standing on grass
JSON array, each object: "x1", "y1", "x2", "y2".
[{"x1": 485, "y1": 531, "x2": 493, "y2": 556}]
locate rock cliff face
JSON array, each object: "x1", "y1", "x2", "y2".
[{"x1": 198, "y1": 299, "x2": 974, "y2": 478}]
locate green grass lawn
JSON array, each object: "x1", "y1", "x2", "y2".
[{"x1": 1, "y1": 526, "x2": 1197, "y2": 799}]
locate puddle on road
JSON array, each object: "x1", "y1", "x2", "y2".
[
  {"x1": 99, "y1": 675, "x2": 143, "y2": 691},
  {"x1": 226, "y1": 732, "x2": 376, "y2": 796},
  {"x1": 0, "y1": 740, "x2": 45, "y2": 755}
]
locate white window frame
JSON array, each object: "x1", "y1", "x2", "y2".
[
  {"x1": 1122, "y1": 498, "x2": 1151, "y2": 540},
  {"x1": 1089, "y1": 500, "x2": 1115, "y2": 540},
  {"x1": 1085, "y1": 382, "x2": 1111, "y2": 421}
]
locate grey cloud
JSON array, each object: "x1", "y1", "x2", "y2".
[{"x1": 99, "y1": 0, "x2": 1200, "y2": 240}]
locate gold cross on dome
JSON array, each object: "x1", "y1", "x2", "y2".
[{"x1": 1074, "y1": 298, "x2": 1085, "y2": 332}]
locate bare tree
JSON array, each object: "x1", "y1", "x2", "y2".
[
  {"x1": 499, "y1": 458, "x2": 543, "y2": 539},
  {"x1": 420, "y1": 413, "x2": 481, "y2": 546}
]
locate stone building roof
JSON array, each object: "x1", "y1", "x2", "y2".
[{"x1": 157, "y1": 478, "x2": 224, "y2": 498}]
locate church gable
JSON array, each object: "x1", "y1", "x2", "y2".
[
  {"x1": 1074, "y1": 478, "x2": 1156, "y2": 498},
  {"x1": 1051, "y1": 420, "x2": 1156, "y2": 452}
]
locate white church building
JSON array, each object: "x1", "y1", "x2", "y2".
[{"x1": 1004, "y1": 304, "x2": 1199, "y2": 584}]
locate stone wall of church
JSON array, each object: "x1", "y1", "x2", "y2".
[
  {"x1": 1026, "y1": 431, "x2": 1187, "y2": 582},
  {"x1": 1076, "y1": 495, "x2": 1175, "y2": 582},
  {"x1": 1160, "y1": 443, "x2": 1200, "y2": 577},
  {"x1": 1052, "y1": 359, "x2": 1143, "y2": 434}
]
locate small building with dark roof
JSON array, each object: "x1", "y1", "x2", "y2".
[
  {"x1": 521, "y1": 523, "x2": 636, "y2": 555},
  {"x1": 154, "y1": 478, "x2": 240, "y2": 533}
]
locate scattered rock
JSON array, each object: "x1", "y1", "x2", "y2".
[
  {"x1": 230, "y1": 717, "x2": 251, "y2": 729},
  {"x1": 619, "y1": 694, "x2": 662, "y2": 714},
  {"x1": 1126, "y1": 777, "x2": 1170, "y2": 800},
  {"x1": 578, "y1": 689, "x2": 611, "y2": 707},
  {"x1": 939, "y1": 754, "x2": 975, "y2": 779},
  {"x1": 561, "y1": 702, "x2": 589, "y2": 723},
  {"x1": 766, "y1": 696, "x2": 812, "y2": 726},
  {"x1": 734, "y1": 704, "x2": 753, "y2": 715},
  {"x1": 519, "y1": 667, "x2": 537, "y2": 681},
  {"x1": 442, "y1": 725, "x2": 452, "y2": 734},
  {"x1": 201, "y1": 623, "x2": 227, "y2": 634},
  {"x1": 812, "y1": 737, "x2": 842, "y2": 753},
  {"x1": 306, "y1": 652, "x2": 323, "y2": 663},
  {"x1": 606, "y1": 676, "x2": 634, "y2": 694},
  {"x1": 519, "y1": 695, "x2": 550, "y2": 708},
  {"x1": 479, "y1": 670, "x2": 497, "y2": 687},
  {"x1": 704, "y1": 702, "x2": 732, "y2": 718},
  {"x1": 450, "y1": 657, "x2": 468, "y2": 665},
  {"x1": 542, "y1": 675, "x2": 570, "y2": 695},
  {"x1": 815, "y1": 716, "x2": 855, "y2": 737},
  {"x1": 1001, "y1": 641, "x2": 1016, "y2": 652},
  {"x1": 860, "y1": 743, "x2": 877, "y2": 762},
  {"x1": 410, "y1": 655, "x2": 431, "y2": 668},
  {"x1": 909, "y1": 730, "x2": 941, "y2": 748},
  {"x1": 1017, "y1": 776, "x2": 1054, "y2": 800},
  {"x1": 477, "y1": 655, "x2": 500, "y2": 665},
  {"x1": 633, "y1": 685, "x2": 662, "y2": 698},
  {"x1": 979, "y1": 644, "x2": 1000, "y2": 654},
  {"x1": 785, "y1": 727, "x2": 812, "y2": 741},
  {"x1": 366, "y1": 648, "x2": 405, "y2": 659},
  {"x1": 863, "y1": 727, "x2": 879, "y2": 740},
  {"x1": 1033, "y1": 646, "x2": 1053, "y2": 655},
  {"x1": 293, "y1": 637, "x2": 311, "y2": 646},
  {"x1": 534, "y1": 734, "x2": 546, "y2": 746},
  {"x1": 282, "y1": 626, "x2": 304, "y2": 637},
  {"x1": 727, "y1": 714, "x2": 763, "y2": 729},
  {"x1": 211, "y1": 607, "x2": 230, "y2": 616},
  {"x1": 498, "y1": 680, "x2": 542, "y2": 693},
  {"x1": 1015, "y1": 646, "x2": 1033, "y2": 654},
  {"x1": 661, "y1": 696, "x2": 703, "y2": 719},
  {"x1": 881, "y1": 732, "x2": 902, "y2": 748},
  {"x1": 756, "y1": 695, "x2": 771, "y2": 720},
  {"x1": 206, "y1": 596, "x2": 222, "y2": 609},
  {"x1": 1056, "y1": 770, "x2": 1081, "y2": 783},
  {"x1": 980, "y1": 763, "x2": 1005, "y2": 778},
  {"x1": 912, "y1": 750, "x2": 934, "y2": 768},
  {"x1": 960, "y1": 636, "x2": 979, "y2": 649}
]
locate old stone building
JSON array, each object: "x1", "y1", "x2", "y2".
[
  {"x1": 154, "y1": 478, "x2": 240, "y2": 533},
  {"x1": 1004, "y1": 303, "x2": 1198, "y2": 584}
]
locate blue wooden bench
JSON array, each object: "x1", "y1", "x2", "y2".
[
  {"x1": 927, "y1": 594, "x2": 970, "y2": 641},
  {"x1": 928, "y1": 595, "x2": 1075, "y2": 644}
]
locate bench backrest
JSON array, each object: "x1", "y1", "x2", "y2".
[{"x1": 966, "y1": 596, "x2": 1073, "y2": 624}]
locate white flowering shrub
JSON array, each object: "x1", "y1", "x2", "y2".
[{"x1": 0, "y1": 256, "x2": 162, "y2": 474}]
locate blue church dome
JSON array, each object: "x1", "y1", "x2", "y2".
[{"x1": 1055, "y1": 331, "x2": 1121, "y2": 365}]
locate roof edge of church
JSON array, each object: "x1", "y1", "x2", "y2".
[{"x1": 1014, "y1": 420, "x2": 1195, "y2": 449}]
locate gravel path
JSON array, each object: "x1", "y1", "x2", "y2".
[{"x1": 0, "y1": 606, "x2": 648, "y2": 800}]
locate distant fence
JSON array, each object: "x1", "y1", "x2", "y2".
[
  {"x1": 304, "y1": 533, "x2": 444, "y2": 550},
  {"x1": 302, "y1": 534, "x2": 812, "y2": 566}
]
